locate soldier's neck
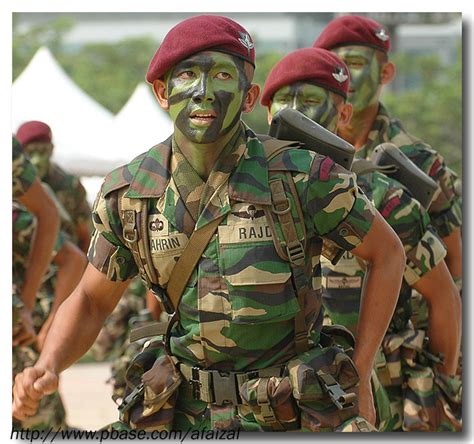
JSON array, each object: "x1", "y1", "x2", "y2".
[
  {"x1": 337, "y1": 102, "x2": 380, "y2": 150},
  {"x1": 174, "y1": 125, "x2": 241, "y2": 180}
]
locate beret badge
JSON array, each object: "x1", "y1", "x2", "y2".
[
  {"x1": 375, "y1": 28, "x2": 389, "y2": 42},
  {"x1": 332, "y1": 66, "x2": 348, "y2": 84},
  {"x1": 238, "y1": 32, "x2": 254, "y2": 55}
]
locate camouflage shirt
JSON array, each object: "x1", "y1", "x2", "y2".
[
  {"x1": 13, "y1": 137, "x2": 37, "y2": 199},
  {"x1": 43, "y1": 163, "x2": 91, "y2": 240},
  {"x1": 322, "y1": 169, "x2": 446, "y2": 334},
  {"x1": 356, "y1": 103, "x2": 461, "y2": 238},
  {"x1": 88, "y1": 126, "x2": 375, "y2": 371}
]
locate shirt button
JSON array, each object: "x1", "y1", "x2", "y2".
[{"x1": 117, "y1": 256, "x2": 125, "y2": 265}]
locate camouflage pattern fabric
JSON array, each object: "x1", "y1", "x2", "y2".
[
  {"x1": 88, "y1": 125, "x2": 377, "y2": 430},
  {"x1": 12, "y1": 137, "x2": 37, "y2": 199},
  {"x1": 12, "y1": 288, "x2": 67, "y2": 430},
  {"x1": 322, "y1": 169, "x2": 446, "y2": 335},
  {"x1": 43, "y1": 162, "x2": 91, "y2": 241},
  {"x1": 356, "y1": 103, "x2": 462, "y2": 238}
]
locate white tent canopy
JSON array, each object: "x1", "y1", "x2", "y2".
[
  {"x1": 112, "y1": 82, "x2": 173, "y2": 157},
  {"x1": 12, "y1": 47, "x2": 118, "y2": 176}
]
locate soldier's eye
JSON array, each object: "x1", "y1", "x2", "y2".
[
  {"x1": 215, "y1": 72, "x2": 232, "y2": 80},
  {"x1": 305, "y1": 99, "x2": 321, "y2": 105},
  {"x1": 178, "y1": 71, "x2": 196, "y2": 80}
]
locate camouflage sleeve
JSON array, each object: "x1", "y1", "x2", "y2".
[
  {"x1": 87, "y1": 185, "x2": 138, "y2": 281},
  {"x1": 305, "y1": 156, "x2": 376, "y2": 250},
  {"x1": 401, "y1": 142, "x2": 462, "y2": 238},
  {"x1": 12, "y1": 137, "x2": 37, "y2": 199},
  {"x1": 377, "y1": 181, "x2": 447, "y2": 286}
]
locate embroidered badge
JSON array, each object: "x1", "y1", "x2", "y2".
[
  {"x1": 238, "y1": 32, "x2": 254, "y2": 55},
  {"x1": 375, "y1": 28, "x2": 389, "y2": 42},
  {"x1": 332, "y1": 66, "x2": 349, "y2": 83}
]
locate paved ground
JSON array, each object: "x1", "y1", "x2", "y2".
[{"x1": 59, "y1": 362, "x2": 118, "y2": 430}]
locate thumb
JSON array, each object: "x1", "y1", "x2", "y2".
[{"x1": 33, "y1": 371, "x2": 58, "y2": 395}]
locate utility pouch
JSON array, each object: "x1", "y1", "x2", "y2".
[
  {"x1": 239, "y1": 376, "x2": 299, "y2": 431},
  {"x1": 119, "y1": 340, "x2": 182, "y2": 431},
  {"x1": 287, "y1": 344, "x2": 361, "y2": 432}
]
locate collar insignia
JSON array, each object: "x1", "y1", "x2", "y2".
[
  {"x1": 332, "y1": 67, "x2": 348, "y2": 83},
  {"x1": 375, "y1": 28, "x2": 389, "y2": 42},
  {"x1": 238, "y1": 32, "x2": 254, "y2": 55}
]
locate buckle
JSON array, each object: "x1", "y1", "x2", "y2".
[
  {"x1": 209, "y1": 370, "x2": 240, "y2": 406},
  {"x1": 189, "y1": 367, "x2": 202, "y2": 400},
  {"x1": 123, "y1": 210, "x2": 138, "y2": 242},
  {"x1": 118, "y1": 382, "x2": 144, "y2": 414},
  {"x1": 151, "y1": 284, "x2": 175, "y2": 314},
  {"x1": 317, "y1": 372, "x2": 356, "y2": 410},
  {"x1": 286, "y1": 241, "x2": 305, "y2": 265}
]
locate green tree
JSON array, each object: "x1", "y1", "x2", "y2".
[{"x1": 382, "y1": 47, "x2": 462, "y2": 175}]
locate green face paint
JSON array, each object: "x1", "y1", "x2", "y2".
[
  {"x1": 165, "y1": 51, "x2": 250, "y2": 144},
  {"x1": 23, "y1": 143, "x2": 53, "y2": 178},
  {"x1": 270, "y1": 82, "x2": 339, "y2": 132},
  {"x1": 333, "y1": 46, "x2": 382, "y2": 112}
]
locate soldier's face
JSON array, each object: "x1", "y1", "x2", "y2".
[
  {"x1": 23, "y1": 142, "x2": 53, "y2": 178},
  {"x1": 165, "y1": 51, "x2": 251, "y2": 144},
  {"x1": 333, "y1": 46, "x2": 382, "y2": 112},
  {"x1": 270, "y1": 83, "x2": 339, "y2": 132}
]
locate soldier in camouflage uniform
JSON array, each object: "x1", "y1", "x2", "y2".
[
  {"x1": 16, "y1": 121, "x2": 92, "y2": 252},
  {"x1": 13, "y1": 15, "x2": 407, "y2": 432},
  {"x1": 12, "y1": 138, "x2": 78, "y2": 430},
  {"x1": 313, "y1": 15, "x2": 462, "y2": 291}
]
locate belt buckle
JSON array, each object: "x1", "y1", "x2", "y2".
[
  {"x1": 317, "y1": 372, "x2": 355, "y2": 410},
  {"x1": 210, "y1": 370, "x2": 240, "y2": 406},
  {"x1": 189, "y1": 366, "x2": 202, "y2": 400}
]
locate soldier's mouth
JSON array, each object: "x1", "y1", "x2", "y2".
[{"x1": 189, "y1": 111, "x2": 217, "y2": 125}]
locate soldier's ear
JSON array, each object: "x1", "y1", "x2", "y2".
[
  {"x1": 242, "y1": 84, "x2": 261, "y2": 114},
  {"x1": 152, "y1": 79, "x2": 169, "y2": 110},
  {"x1": 380, "y1": 61, "x2": 396, "y2": 85},
  {"x1": 337, "y1": 102, "x2": 353, "y2": 128}
]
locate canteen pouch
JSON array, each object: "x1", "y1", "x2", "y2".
[
  {"x1": 239, "y1": 376, "x2": 299, "y2": 431},
  {"x1": 119, "y1": 340, "x2": 182, "y2": 431},
  {"x1": 287, "y1": 343, "x2": 365, "y2": 432}
]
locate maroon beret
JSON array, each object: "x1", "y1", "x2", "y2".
[
  {"x1": 261, "y1": 48, "x2": 350, "y2": 106},
  {"x1": 16, "y1": 121, "x2": 52, "y2": 145},
  {"x1": 146, "y1": 15, "x2": 256, "y2": 83},
  {"x1": 313, "y1": 15, "x2": 390, "y2": 53}
]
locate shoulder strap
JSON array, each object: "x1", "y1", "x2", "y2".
[{"x1": 260, "y1": 137, "x2": 310, "y2": 354}]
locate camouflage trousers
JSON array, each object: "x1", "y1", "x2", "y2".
[
  {"x1": 13, "y1": 346, "x2": 67, "y2": 430},
  {"x1": 374, "y1": 328, "x2": 462, "y2": 432},
  {"x1": 115, "y1": 336, "x2": 376, "y2": 433}
]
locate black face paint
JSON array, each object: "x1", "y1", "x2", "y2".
[{"x1": 166, "y1": 52, "x2": 251, "y2": 144}]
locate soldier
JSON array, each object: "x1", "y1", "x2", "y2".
[
  {"x1": 13, "y1": 204, "x2": 87, "y2": 430},
  {"x1": 12, "y1": 137, "x2": 60, "y2": 340},
  {"x1": 312, "y1": 15, "x2": 462, "y2": 291},
  {"x1": 12, "y1": 15, "x2": 406, "y2": 432},
  {"x1": 261, "y1": 47, "x2": 461, "y2": 431},
  {"x1": 16, "y1": 121, "x2": 92, "y2": 253}
]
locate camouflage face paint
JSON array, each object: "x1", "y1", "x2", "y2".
[
  {"x1": 166, "y1": 51, "x2": 250, "y2": 144},
  {"x1": 23, "y1": 142, "x2": 53, "y2": 178},
  {"x1": 333, "y1": 46, "x2": 382, "y2": 113},
  {"x1": 270, "y1": 82, "x2": 339, "y2": 132}
]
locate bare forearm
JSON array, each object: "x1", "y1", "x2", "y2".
[
  {"x1": 413, "y1": 261, "x2": 462, "y2": 376},
  {"x1": 36, "y1": 288, "x2": 109, "y2": 374},
  {"x1": 442, "y1": 228, "x2": 462, "y2": 282},
  {"x1": 353, "y1": 254, "x2": 404, "y2": 380}
]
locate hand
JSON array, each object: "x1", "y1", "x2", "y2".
[
  {"x1": 12, "y1": 308, "x2": 37, "y2": 348},
  {"x1": 357, "y1": 378, "x2": 376, "y2": 426},
  {"x1": 12, "y1": 366, "x2": 59, "y2": 421}
]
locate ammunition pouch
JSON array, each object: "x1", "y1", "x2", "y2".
[{"x1": 118, "y1": 340, "x2": 181, "y2": 431}]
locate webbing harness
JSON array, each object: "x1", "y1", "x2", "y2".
[{"x1": 118, "y1": 138, "x2": 310, "y2": 353}]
